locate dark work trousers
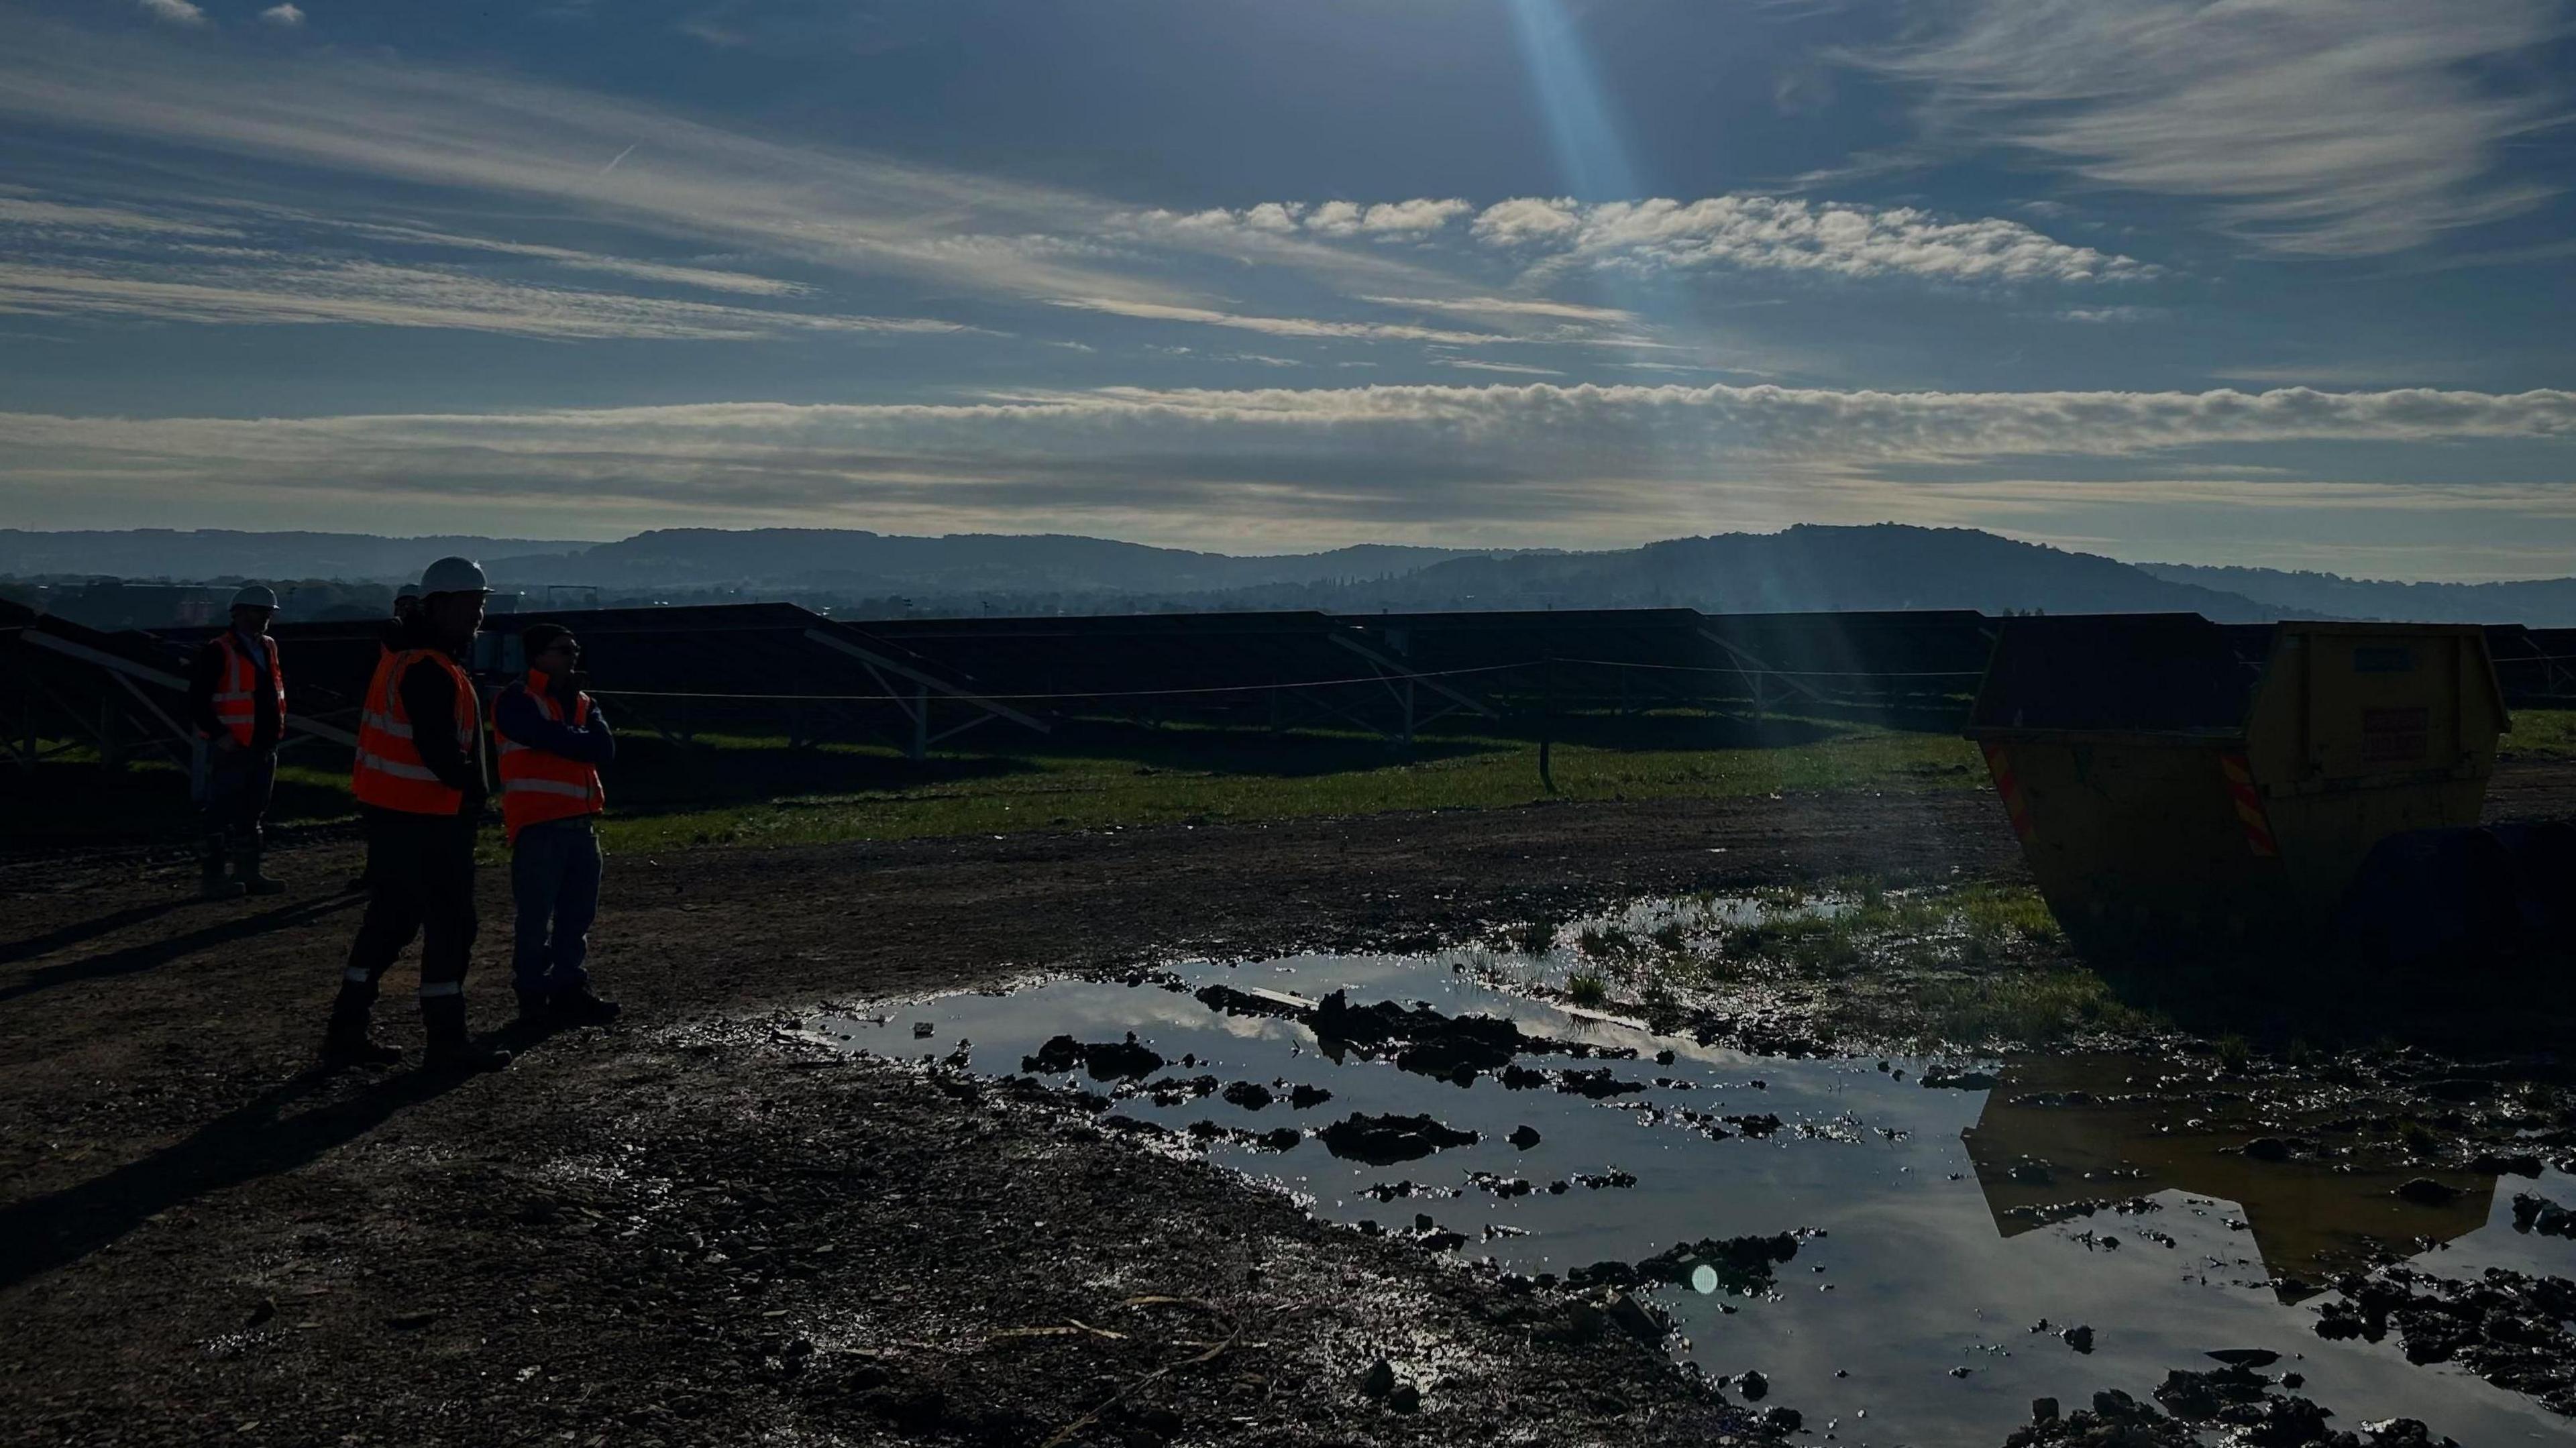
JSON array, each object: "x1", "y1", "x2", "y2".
[
  {"x1": 200, "y1": 747, "x2": 277, "y2": 852},
  {"x1": 511, "y1": 816, "x2": 602, "y2": 1001},
  {"x1": 341, "y1": 805, "x2": 480, "y2": 1018}
]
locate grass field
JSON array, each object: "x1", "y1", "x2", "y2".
[
  {"x1": 13, "y1": 705, "x2": 2571, "y2": 858},
  {"x1": 593, "y1": 712, "x2": 1986, "y2": 853}
]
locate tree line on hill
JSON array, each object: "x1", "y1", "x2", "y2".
[{"x1": 6, "y1": 524, "x2": 2573, "y2": 628}]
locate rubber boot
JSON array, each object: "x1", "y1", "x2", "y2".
[
  {"x1": 421, "y1": 993, "x2": 512, "y2": 1074},
  {"x1": 200, "y1": 836, "x2": 246, "y2": 901},
  {"x1": 319, "y1": 981, "x2": 402, "y2": 1070},
  {"x1": 547, "y1": 987, "x2": 623, "y2": 1027},
  {"x1": 233, "y1": 844, "x2": 286, "y2": 897}
]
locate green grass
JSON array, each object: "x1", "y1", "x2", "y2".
[
  {"x1": 2505, "y1": 706, "x2": 2576, "y2": 760},
  {"x1": 589, "y1": 714, "x2": 1984, "y2": 854},
  {"x1": 0, "y1": 710, "x2": 1985, "y2": 855}
]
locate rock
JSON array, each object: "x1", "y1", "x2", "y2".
[
  {"x1": 1288, "y1": 1084, "x2": 1332, "y2": 1110},
  {"x1": 2031, "y1": 1397, "x2": 2060, "y2": 1423},
  {"x1": 1509, "y1": 1124, "x2": 1542, "y2": 1150},
  {"x1": 1387, "y1": 1382, "x2": 1421, "y2": 1414},
  {"x1": 2396, "y1": 1177, "x2": 2464, "y2": 1207},
  {"x1": 2243, "y1": 1136, "x2": 2294, "y2": 1162},
  {"x1": 2470, "y1": 1152, "x2": 2544, "y2": 1177},
  {"x1": 2153, "y1": 1363, "x2": 2269, "y2": 1419},
  {"x1": 1761, "y1": 1407, "x2": 1802, "y2": 1435},
  {"x1": 1317, "y1": 1112, "x2": 1479, "y2": 1164},
  {"x1": 1605, "y1": 1292, "x2": 1662, "y2": 1344},
  {"x1": 1220, "y1": 1081, "x2": 1273, "y2": 1110},
  {"x1": 245, "y1": 1298, "x2": 276, "y2": 1328},
  {"x1": 1735, "y1": 1369, "x2": 1768, "y2": 1401},
  {"x1": 1949, "y1": 1366, "x2": 1973, "y2": 1378},
  {"x1": 2061, "y1": 1323, "x2": 2094, "y2": 1353},
  {"x1": 1556, "y1": 1067, "x2": 1650, "y2": 1099},
  {"x1": 1359, "y1": 1358, "x2": 1395, "y2": 1399},
  {"x1": 1020, "y1": 1033, "x2": 1165, "y2": 1080},
  {"x1": 2511, "y1": 1192, "x2": 2573, "y2": 1237},
  {"x1": 1254, "y1": 1128, "x2": 1303, "y2": 1152}
]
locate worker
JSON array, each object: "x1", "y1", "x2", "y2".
[
  {"x1": 188, "y1": 584, "x2": 286, "y2": 900},
  {"x1": 324, "y1": 555, "x2": 510, "y2": 1073},
  {"x1": 349, "y1": 580, "x2": 424, "y2": 895},
  {"x1": 492, "y1": 622, "x2": 620, "y2": 1024}
]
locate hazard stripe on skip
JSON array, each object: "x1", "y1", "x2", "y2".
[
  {"x1": 2220, "y1": 753, "x2": 2279, "y2": 858},
  {"x1": 1983, "y1": 744, "x2": 2034, "y2": 842}
]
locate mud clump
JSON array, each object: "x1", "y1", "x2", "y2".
[
  {"x1": 1022, "y1": 1032, "x2": 1166, "y2": 1080},
  {"x1": 1508, "y1": 1124, "x2": 1542, "y2": 1150},
  {"x1": 2512, "y1": 1191, "x2": 2573, "y2": 1237},
  {"x1": 2002, "y1": 1382, "x2": 2459, "y2": 1448},
  {"x1": 1289, "y1": 1084, "x2": 1333, "y2": 1110},
  {"x1": 1555, "y1": 1067, "x2": 1648, "y2": 1100},
  {"x1": 1567, "y1": 1231, "x2": 1799, "y2": 1294},
  {"x1": 2394, "y1": 1177, "x2": 2465, "y2": 1207},
  {"x1": 1317, "y1": 1112, "x2": 1479, "y2": 1165},
  {"x1": 2314, "y1": 1266, "x2": 2576, "y2": 1416},
  {"x1": 1221, "y1": 1081, "x2": 1274, "y2": 1110}
]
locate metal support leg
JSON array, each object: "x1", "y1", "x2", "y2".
[{"x1": 910, "y1": 683, "x2": 928, "y2": 763}]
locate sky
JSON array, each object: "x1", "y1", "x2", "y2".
[{"x1": 1, "y1": 1, "x2": 2572, "y2": 579}]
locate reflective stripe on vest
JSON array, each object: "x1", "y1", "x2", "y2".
[
  {"x1": 352, "y1": 649, "x2": 478, "y2": 815},
  {"x1": 494, "y1": 670, "x2": 604, "y2": 842},
  {"x1": 203, "y1": 632, "x2": 283, "y2": 747}
]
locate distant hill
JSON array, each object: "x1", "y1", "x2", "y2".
[
  {"x1": 2139, "y1": 563, "x2": 2576, "y2": 627},
  {"x1": 506, "y1": 529, "x2": 1521, "y2": 594},
  {"x1": 1197, "y1": 524, "x2": 2299, "y2": 621},
  {"x1": 0, "y1": 522, "x2": 2361, "y2": 622},
  {"x1": 0, "y1": 528, "x2": 586, "y2": 582}
]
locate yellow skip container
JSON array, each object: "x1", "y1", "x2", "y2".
[{"x1": 1966, "y1": 616, "x2": 2508, "y2": 953}]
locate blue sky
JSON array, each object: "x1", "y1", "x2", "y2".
[{"x1": 1, "y1": 0, "x2": 2571, "y2": 578}]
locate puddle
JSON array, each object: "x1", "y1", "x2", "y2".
[{"x1": 816, "y1": 949, "x2": 2575, "y2": 1446}]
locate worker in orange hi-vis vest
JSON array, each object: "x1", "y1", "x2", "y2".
[
  {"x1": 186, "y1": 584, "x2": 287, "y2": 900},
  {"x1": 491, "y1": 622, "x2": 619, "y2": 1026},
  {"x1": 324, "y1": 555, "x2": 511, "y2": 1074}
]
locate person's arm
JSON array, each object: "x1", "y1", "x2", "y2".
[
  {"x1": 252, "y1": 645, "x2": 282, "y2": 753},
  {"x1": 398, "y1": 658, "x2": 484, "y2": 806},
  {"x1": 585, "y1": 700, "x2": 614, "y2": 766},
  {"x1": 496, "y1": 687, "x2": 614, "y2": 767},
  {"x1": 186, "y1": 643, "x2": 228, "y2": 743}
]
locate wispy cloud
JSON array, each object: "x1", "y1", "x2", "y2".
[
  {"x1": 5, "y1": 385, "x2": 2565, "y2": 537},
  {"x1": 1862, "y1": 0, "x2": 2572, "y2": 257},
  {"x1": 258, "y1": 3, "x2": 304, "y2": 27},
  {"x1": 0, "y1": 260, "x2": 964, "y2": 341},
  {"x1": 1052, "y1": 297, "x2": 1510, "y2": 346},
  {"x1": 136, "y1": 0, "x2": 206, "y2": 27},
  {"x1": 1470, "y1": 194, "x2": 2153, "y2": 284},
  {"x1": 1433, "y1": 359, "x2": 1567, "y2": 378},
  {"x1": 1360, "y1": 294, "x2": 1640, "y2": 326},
  {"x1": 1121, "y1": 199, "x2": 1473, "y2": 245}
]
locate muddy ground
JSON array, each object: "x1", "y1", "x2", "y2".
[{"x1": 5, "y1": 764, "x2": 2575, "y2": 1447}]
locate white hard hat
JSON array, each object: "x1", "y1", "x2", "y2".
[
  {"x1": 418, "y1": 556, "x2": 490, "y2": 596},
  {"x1": 230, "y1": 584, "x2": 278, "y2": 610}
]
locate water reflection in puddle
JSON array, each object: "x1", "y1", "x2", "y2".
[{"x1": 815, "y1": 950, "x2": 2573, "y2": 1446}]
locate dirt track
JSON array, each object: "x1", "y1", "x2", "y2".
[{"x1": 4, "y1": 765, "x2": 2573, "y2": 1446}]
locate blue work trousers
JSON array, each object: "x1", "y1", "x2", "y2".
[{"x1": 511, "y1": 816, "x2": 602, "y2": 1000}]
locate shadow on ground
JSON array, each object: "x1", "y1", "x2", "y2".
[{"x1": 0, "y1": 1067, "x2": 462, "y2": 1289}]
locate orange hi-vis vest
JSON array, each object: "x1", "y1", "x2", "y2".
[
  {"x1": 353, "y1": 647, "x2": 480, "y2": 816},
  {"x1": 204, "y1": 632, "x2": 284, "y2": 747},
  {"x1": 494, "y1": 669, "x2": 604, "y2": 842}
]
